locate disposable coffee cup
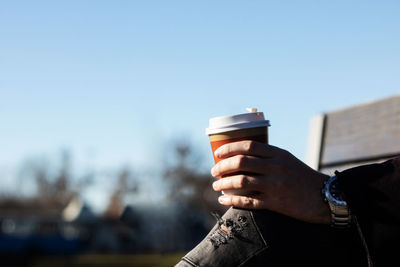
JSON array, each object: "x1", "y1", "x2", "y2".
[{"x1": 206, "y1": 108, "x2": 270, "y2": 194}]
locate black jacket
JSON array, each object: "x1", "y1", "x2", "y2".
[{"x1": 337, "y1": 157, "x2": 400, "y2": 267}]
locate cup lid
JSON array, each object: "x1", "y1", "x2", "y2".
[{"x1": 206, "y1": 108, "x2": 270, "y2": 135}]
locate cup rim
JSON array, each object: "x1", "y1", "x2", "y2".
[
  {"x1": 206, "y1": 111, "x2": 270, "y2": 136},
  {"x1": 206, "y1": 120, "x2": 270, "y2": 135}
]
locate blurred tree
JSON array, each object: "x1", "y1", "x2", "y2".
[
  {"x1": 104, "y1": 167, "x2": 138, "y2": 219},
  {"x1": 13, "y1": 150, "x2": 93, "y2": 209},
  {"x1": 163, "y1": 140, "x2": 226, "y2": 215},
  {"x1": 158, "y1": 139, "x2": 227, "y2": 251},
  {"x1": 34, "y1": 150, "x2": 73, "y2": 206}
]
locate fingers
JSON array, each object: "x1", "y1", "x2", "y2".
[
  {"x1": 214, "y1": 140, "x2": 284, "y2": 159},
  {"x1": 211, "y1": 155, "x2": 267, "y2": 177},
  {"x1": 212, "y1": 174, "x2": 266, "y2": 192},
  {"x1": 218, "y1": 194, "x2": 265, "y2": 209}
]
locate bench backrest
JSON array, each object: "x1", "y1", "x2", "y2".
[{"x1": 306, "y1": 95, "x2": 400, "y2": 174}]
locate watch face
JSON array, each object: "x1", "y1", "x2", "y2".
[{"x1": 329, "y1": 179, "x2": 345, "y2": 202}]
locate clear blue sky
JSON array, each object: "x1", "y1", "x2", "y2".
[{"x1": 1, "y1": 1, "x2": 399, "y2": 210}]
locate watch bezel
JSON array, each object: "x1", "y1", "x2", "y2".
[{"x1": 324, "y1": 176, "x2": 347, "y2": 206}]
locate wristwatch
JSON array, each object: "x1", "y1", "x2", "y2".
[{"x1": 322, "y1": 175, "x2": 352, "y2": 228}]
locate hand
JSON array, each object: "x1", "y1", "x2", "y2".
[{"x1": 211, "y1": 141, "x2": 331, "y2": 224}]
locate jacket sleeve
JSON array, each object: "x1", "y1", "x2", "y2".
[{"x1": 336, "y1": 156, "x2": 400, "y2": 224}]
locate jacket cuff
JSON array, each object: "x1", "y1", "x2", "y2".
[{"x1": 336, "y1": 159, "x2": 398, "y2": 223}]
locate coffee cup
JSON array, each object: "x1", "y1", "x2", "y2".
[{"x1": 206, "y1": 108, "x2": 270, "y2": 194}]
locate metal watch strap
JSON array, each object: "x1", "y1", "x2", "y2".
[{"x1": 329, "y1": 199, "x2": 352, "y2": 228}]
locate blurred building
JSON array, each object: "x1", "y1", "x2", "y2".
[
  {"x1": 0, "y1": 194, "x2": 138, "y2": 258},
  {"x1": 306, "y1": 94, "x2": 400, "y2": 173},
  {"x1": 0, "y1": 196, "x2": 82, "y2": 258}
]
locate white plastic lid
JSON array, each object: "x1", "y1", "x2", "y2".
[{"x1": 206, "y1": 108, "x2": 270, "y2": 135}]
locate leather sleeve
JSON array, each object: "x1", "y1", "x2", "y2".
[{"x1": 336, "y1": 157, "x2": 400, "y2": 224}]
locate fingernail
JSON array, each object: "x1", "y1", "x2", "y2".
[
  {"x1": 218, "y1": 195, "x2": 229, "y2": 204},
  {"x1": 212, "y1": 181, "x2": 219, "y2": 190},
  {"x1": 218, "y1": 195, "x2": 228, "y2": 204},
  {"x1": 211, "y1": 167, "x2": 217, "y2": 177},
  {"x1": 214, "y1": 147, "x2": 222, "y2": 158}
]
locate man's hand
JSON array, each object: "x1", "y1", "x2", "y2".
[{"x1": 211, "y1": 141, "x2": 331, "y2": 224}]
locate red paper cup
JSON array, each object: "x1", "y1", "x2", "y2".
[{"x1": 206, "y1": 109, "x2": 270, "y2": 194}]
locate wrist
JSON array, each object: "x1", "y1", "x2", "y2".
[{"x1": 316, "y1": 174, "x2": 332, "y2": 224}]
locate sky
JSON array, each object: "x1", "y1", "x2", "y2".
[{"x1": 1, "y1": 1, "x2": 399, "y2": 211}]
